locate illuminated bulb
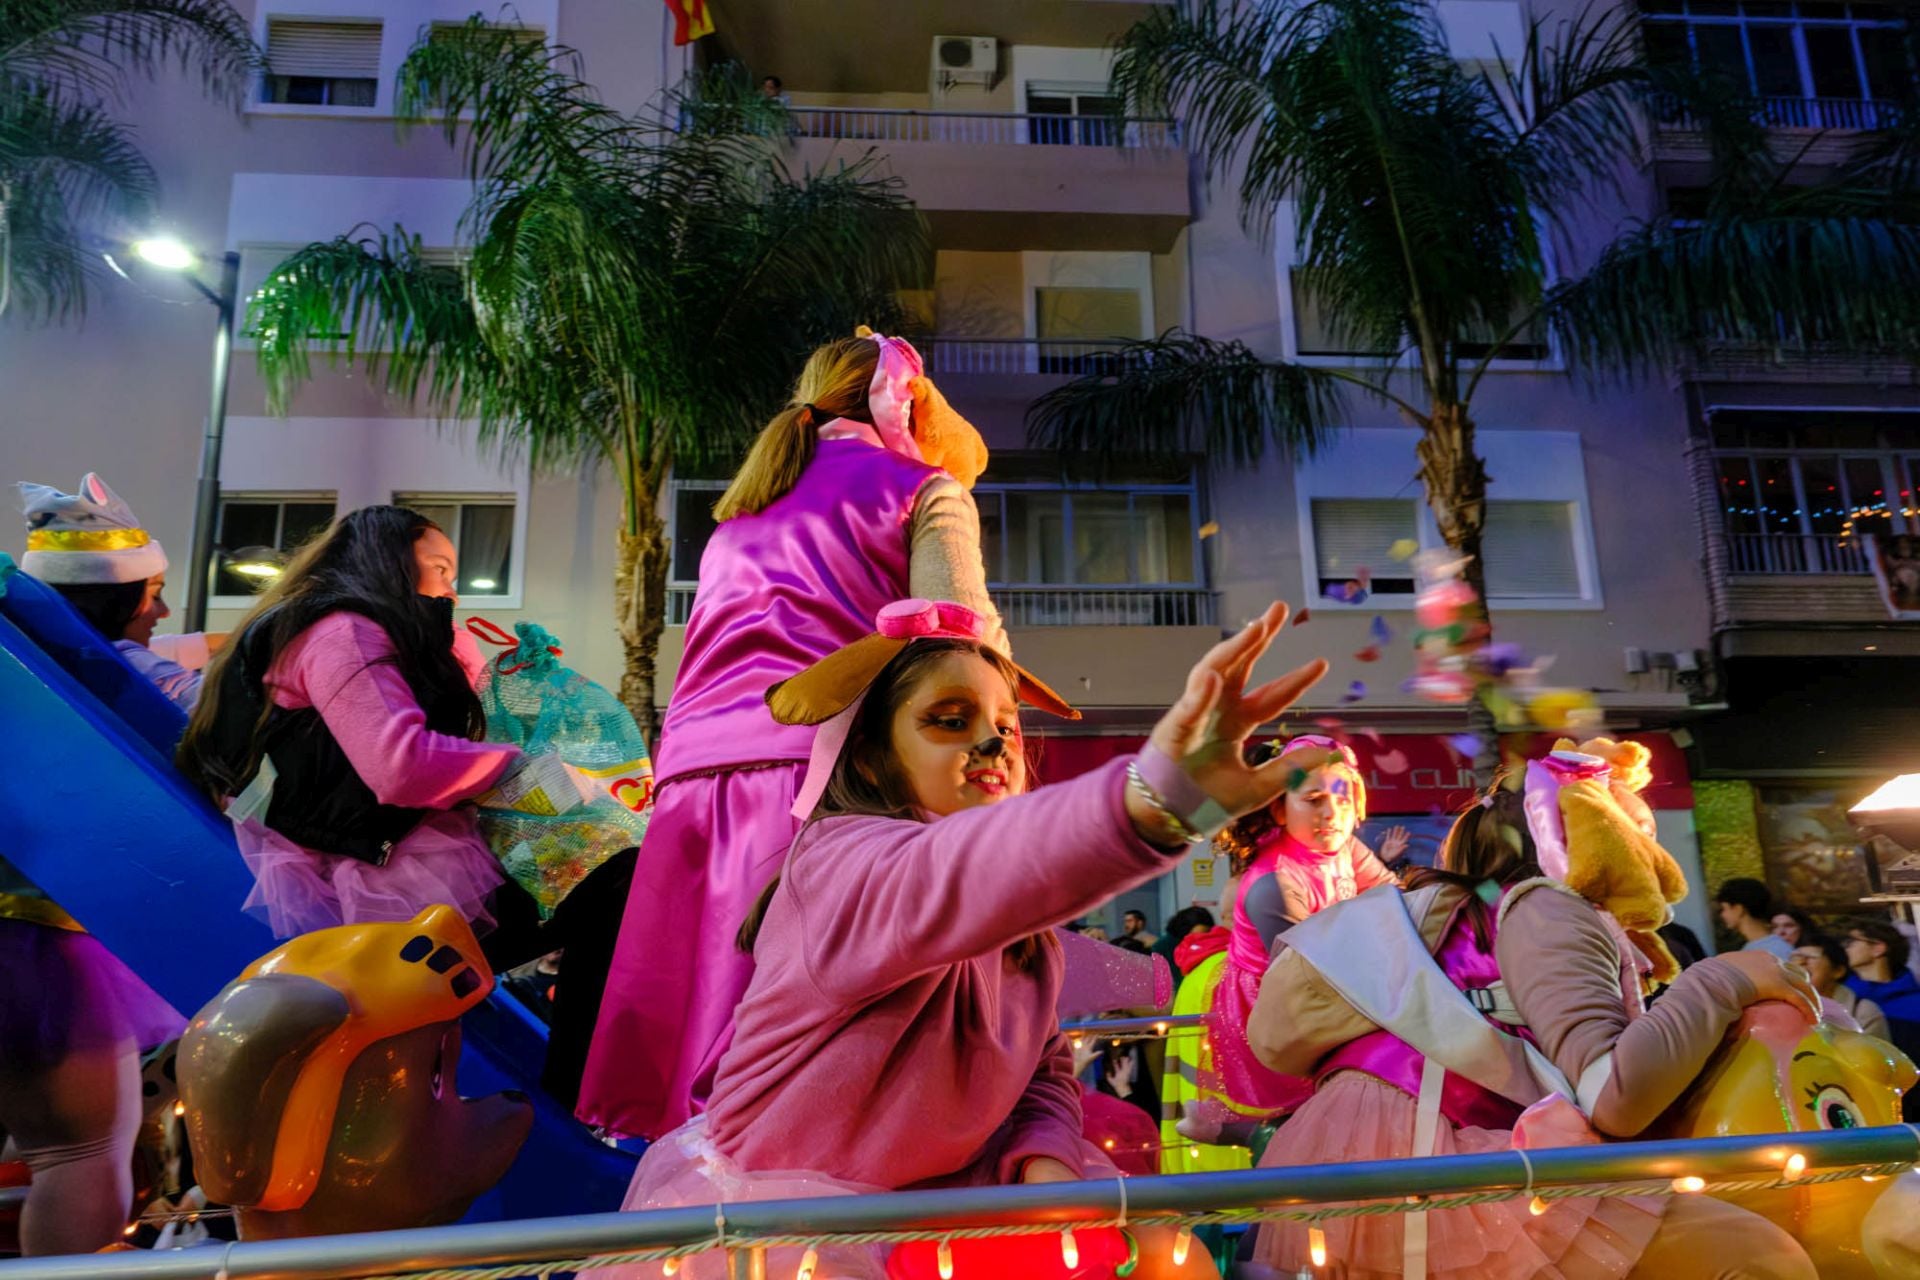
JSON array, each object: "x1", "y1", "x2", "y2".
[
  {"x1": 1189, "y1": 1145, "x2": 1201, "y2": 1160},
  {"x1": 1061, "y1": 1228, "x2": 1079, "y2": 1269},
  {"x1": 1671, "y1": 1175, "x2": 1706, "y2": 1194},
  {"x1": 1308, "y1": 1225, "x2": 1328, "y2": 1267},
  {"x1": 1784, "y1": 1153, "x2": 1807, "y2": 1180},
  {"x1": 1172, "y1": 1225, "x2": 1193, "y2": 1265},
  {"x1": 122, "y1": 1223, "x2": 138, "y2": 1237},
  {"x1": 469, "y1": 578, "x2": 498, "y2": 591},
  {"x1": 1863, "y1": 1174, "x2": 1884, "y2": 1183},
  {"x1": 663, "y1": 1258, "x2": 681, "y2": 1276},
  {"x1": 131, "y1": 237, "x2": 196, "y2": 271},
  {"x1": 1529, "y1": 1195, "x2": 1549, "y2": 1216},
  {"x1": 796, "y1": 1246, "x2": 818, "y2": 1280},
  {"x1": 173, "y1": 1100, "x2": 187, "y2": 1117},
  {"x1": 1155, "y1": 1021, "x2": 1169, "y2": 1034},
  {"x1": 937, "y1": 1237, "x2": 954, "y2": 1279}
]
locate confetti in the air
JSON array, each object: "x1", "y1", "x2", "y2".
[
  {"x1": 1293, "y1": 608, "x2": 1312, "y2": 626},
  {"x1": 1355, "y1": 646, "x2": 1381, "y2": 663},
  {"x1": 1389, "y1": 538, "x2": 1420, "y2": 561},
  {"x1": 1340, "y1": 680, "x2": 1368, "y2": 704},
  {"x1": 1375, "y1": 748, "x2": 1410, "y2": 774},
  {"x1": 1445, "y1": 733, "x2": 1482, "y2": 759},
  {"x1": 1198, "y1": 521, "x2": 1220, "y2": 539},
  {"x1": 1369, "y1": 615, "x2": 1393, "y2": 646}
]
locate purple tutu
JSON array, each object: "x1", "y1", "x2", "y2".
[{"x1": 0, "y1": 918, "x2": 185, "y2": 1068}]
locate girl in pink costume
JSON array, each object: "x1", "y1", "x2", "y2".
[
  {"x1": 177, "y1": 506, "x2": 547, "y2": 970},
  {"x1": 578, "y1": 333, "x2": 1003, "y2": 1139},
  {"x1": 1246, "y1": 785, "x2": 1823, "y2": 1280},
  {"x1": 1183, "y1": 736, "x2": 1400, "y2": 1138},
  {"x1": 602, "y1": 598, "x2": 1327, "y2": 1280}
]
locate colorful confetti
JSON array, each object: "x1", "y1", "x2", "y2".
[
  {"x1": 1445, "y1": 733, "x2": 1482, "y2": 759},
  {"x1": 1340, "y1": 680, "x2": 1367, "y2": 704},
  {"x1": 1369, "y1": 615, "x2": 1393, "y2": 646},
  {"x1": 1354, "y1": 645, "x2": 1381, "y2": 663},
  {"x1": 1389, "y1": 538, "x2": 1420, "y2": 562},
  {"x1": 1374, "y1": 748, "x2": 1410, "y2": 774},
  {"x1": 1198, "y1": 521, "x2": 1220, "y2": 539},
  {"x1": 1322, "y1": 580, "x2": 1369, "y2": 604},
  {"x1": 1292, "y1": 608, "x2": 1312, "y2": 626}
]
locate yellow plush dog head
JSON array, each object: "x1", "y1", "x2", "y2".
[
  {"x1": 1552, "y1": 736, "x2": 1690, "y2": 987},
  {"x1": 908, "y1": 375, "x2": 989, "y2": 489}
]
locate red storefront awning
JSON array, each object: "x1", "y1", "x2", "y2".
[{"x1": 1028, "y1": 730, "x2": 1693, "y2": 814}]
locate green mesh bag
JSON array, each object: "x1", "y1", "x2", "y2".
[{"x1": 470, "y1": 619, "x2": 654, "y2": 915}]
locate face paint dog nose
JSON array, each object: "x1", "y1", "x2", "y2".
[{"x1": 972, "y1": 736, "x2": 1006, "y2": 760}]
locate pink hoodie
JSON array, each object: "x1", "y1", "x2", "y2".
[{"x1": 703, "y1": 758, "x2": 1184, "y2": 1189}]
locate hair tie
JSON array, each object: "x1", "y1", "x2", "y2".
[{"x1": 800, "y1": 403, "x2": 822, "y2": 419}]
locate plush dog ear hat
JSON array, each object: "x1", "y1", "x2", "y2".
[
  {"x1": 17, "y1": 472, "x2": 168, "y2": 584},
  {"x1": 769, "y1": 599, "x2": 1079, "y2": 819}
]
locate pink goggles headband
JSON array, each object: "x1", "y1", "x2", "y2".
[{"x1": 1278, "y1": 734, "x2": 1360, "y2": 769}]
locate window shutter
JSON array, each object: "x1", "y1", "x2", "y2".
[
  {"x1": 266, "y1": 19, "x2": 382, "y2": 78},
  {"x1": 1310, "y1": 499, "x2": 1417, "y2": 580},
  {"x1": 1483, "y1": 501, "x2": 1581, "y2": 597}
]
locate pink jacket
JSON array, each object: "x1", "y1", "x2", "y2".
[{"x1": 704, "y1": 758, "x2": 1184, "y2": 1189}]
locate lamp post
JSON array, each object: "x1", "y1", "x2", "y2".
[{"x1": 115, "y1": 238, "x2": 241, "y2": 632}]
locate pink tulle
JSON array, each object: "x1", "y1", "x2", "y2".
[
  {"x1": 1253, "y1": 1072, "x2": 1664, "y2": 1279},
  {"x1": 1204, "y1": 961, "x2": 1314, "y2": 1117},
  {"x1": 233, "y1": 811, "x2": 503, "y2": 939},
  {"x1": 581, "y1": 1117, "x2": 891, "y2": 1280}
]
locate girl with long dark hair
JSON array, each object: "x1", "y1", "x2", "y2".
[{"x1": 177, "y1": 505, "x2": 539, "y2": 967}]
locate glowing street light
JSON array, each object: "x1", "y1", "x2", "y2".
[
  {"x1": 1849, "y1": 774, "x2": 1920, "y2": 850},
  {"x1": 131, "y1": 236, "x2": 199, "y2": 272},
  {"x1": 105, "y1": 233, "x2": 241, "y2": 631},
  {"x1": 226, "y1": 546, "x2": 287, "y2": 581}
]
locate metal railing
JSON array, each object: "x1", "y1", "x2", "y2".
[
  {"x1": 784, "y1": 106, "x2": 1181, "y2": 149},
  {"x1": 1655, "y1": 93, "x2": 1902, "y2": 132},
  {"x1": 1727, "y1": 531, "x2": 1868, "y2": 575},
  {"x1": 924, "y1": 337, "x2": 1134, "y2": 376},
  {"x1": 2, "y1": 1127, "x2": 1912, "y2": 1279},
  {"x1": 667, "y1": 586, "x2": 1218, "y2": 628}
]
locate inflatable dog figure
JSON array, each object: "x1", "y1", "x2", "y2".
[{"x1": 179, "y1": 906, "x2": 532, "y2": 1239}]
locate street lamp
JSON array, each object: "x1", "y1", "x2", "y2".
[{"x1": 108, "y1": 236, "x2": 241, "y2": 631}]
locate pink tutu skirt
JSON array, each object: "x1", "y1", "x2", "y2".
[
  {"x1": 234, "y1": 811, "x2": 503, "y2": 939},
  {"x1": 0, "y1": 918, "x2": 185, "y2": 1067},
  {"x1": 581, "y1": 1116, "x2": 891, "y2": 1280},
  {"x1": 1202, "y1": 959, "x2": 1312, "y2": 1119},
  {"x1": 1252, "y1": 1072, "x2": 1665, "y2": 1279}
]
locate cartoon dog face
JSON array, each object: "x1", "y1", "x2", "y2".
[{"x1": 179, "y1": 906, "x2": 532, "y2": 1238}]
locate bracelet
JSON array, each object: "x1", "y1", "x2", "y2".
[{"x1": 1127, "y1": 762, "x2": 1208, "y2": 845}]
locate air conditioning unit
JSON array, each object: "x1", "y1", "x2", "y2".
[{"x1": 932, "y1": 35, "x2": 998, "y2": 88}]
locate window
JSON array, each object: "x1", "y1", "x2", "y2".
[
  {"x1": 1291, "y1": 270, "x2": 1378, "y2": 358},
  {"x1": 1026, "y1": 86, "x2": 1121, "y2": 146},
  {"x1": 262, "y1": 19, "x2": 381, "y2": 108},
  {"x1": 1034, "y1": 285, "x2": 1143, "y2": 374},
  {"x1": 1709, "y1": 409, "x2": 1920, "y2": 573},
  {"x1": 211, "y1": 493, "x2": 336, "y2": 598},
  {"x1": 240, "y1": 244, "x2": 460, "y2": 343},
  {"x1": 1641, "y1": 1, "x2": 1910, "y2": 126},
  {"x1": 1482, "y1": 502, "x2": 1582, "y2": 597},
  {"x1": 394, "y1": 493, "x2": 516, "y2": 596},
  {"x1": 1311, "y1": 500, "x2": 1419, "y2": 595}
]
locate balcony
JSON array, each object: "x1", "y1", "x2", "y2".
[
  {"x1": 925, "y1": 336, "x2": 1132, "y2": 377},
  {"x1": 666, "y1": 585, "x2": 1217, "y2": 628},
  {"x1": 1726, "y1": 532, "x2": 1866, "y2": 576},
  {"x1": 1656, "y1": 94, "x2": 1903, "y2": 133},
  {"x1": 784, "y1": 107, "x2": 1192, "y2": 252}
]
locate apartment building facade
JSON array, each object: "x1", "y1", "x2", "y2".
[{"x1": 16, "y1": 0, "x2": 1888, "y2": 938}]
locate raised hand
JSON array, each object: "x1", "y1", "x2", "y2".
[
  {"x1": 1145, "y1": 601, "x2": 1328, "y2": 820},
  {"x1": 1378, "y1": 825, "x2": 1412, "y2": 862}
]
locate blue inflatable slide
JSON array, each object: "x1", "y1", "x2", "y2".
[{"x1": 0, "y1": 556, "x2": 634, "y2": 1221}]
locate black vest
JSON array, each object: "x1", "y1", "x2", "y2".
[{"x1": 203, "y1": 603, "x2": 470, "y2": 866}]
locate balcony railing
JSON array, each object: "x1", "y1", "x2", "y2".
[
  {"x1": 667, "y1": 585, "x2": 1217, "y2": 627},
  {"x1": 924, "y1": 337, "x2": 1135, "y2": 376},
  {"x1": 1727, "y1": 531, "x2": 1867, "y2": 575},
  {"x1": 782, "y1": 106, "x2": 1182, "y2": 149},
  {"x1": 1656, "y1": 93, "x2": 1902, "y2": 132}
]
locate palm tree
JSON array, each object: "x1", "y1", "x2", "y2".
[
  {"x1": 1031, "y1": 0, "x2": 1920, "y2": 629},
  {"x1": 0, "y1": 0, "x2": 257, "y2": 322},
  {"x1": 249, "y1": 24, "x2": 926, "y2": 735}
]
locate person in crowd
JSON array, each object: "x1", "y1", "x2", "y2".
[
  {"x1": 17, "y1": 473, "x2": 218, "y2": 710},
  {"x1": 1789, "y1": 935, "x2": 1889, "y2": 1040},
  {"x1": 1121, "y1": 908, "x2": 1159, "y2": 948},
  {"x1": 609, "y1": 598, "x2": 1323, "y2": 1279},
  {"x1": 1180, "y1": 736, "x2": 1405, "y2": 1141},
  {"x1": 1771, "y1": 906, "x2": 1819, "y2": 949},
  {"x1": 1149, "y1": 904, "x2": 1215, "y2": 991},
  {"x1": 1658, "y1": 918, "x2": 1708, "y2": 970},
  {"x1": 0, "y1": 857, "x2": 182, "y2": 1255},
  {"x1": 1841, "y1": 918, "x2": 1920, "y2": 1097},
  {"x1": 1247, "y1": 785, "x2": 1823, "y2": 1280},
  {"x1": 759, "y1": 74, "x2": 790, "y2": 105},
  {"x1": 580, "y1": 333, "x2": 1001, "y2": 1140},
  {"x1": 1715, "y1": 877, "x2": 1796, "y2": 960},
  {"x1": 1111, "y1": 935, "x2": 1150, "y2": 955},
  {"x1": 175, "y1": 505, "x2": 547, "y2": 971}
]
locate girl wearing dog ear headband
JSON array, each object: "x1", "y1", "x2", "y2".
[
  {"x1": 579, "y1": 333, "x2": 1006, "y2": 1141},
  {"x1": 613, "y1": 599, "x2": 1323, "y2": 1280},
  {"x1": 1178, "y1": 734, "x2": 1404, "y2": 1144}
]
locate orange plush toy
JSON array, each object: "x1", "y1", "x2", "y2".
[{"x1": 853, "y1": 326, "x2": 989, "y2": 489}]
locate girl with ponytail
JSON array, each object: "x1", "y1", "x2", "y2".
[{"x1": 578, "y1": 331, "x2": 1003, "y2": 1139}]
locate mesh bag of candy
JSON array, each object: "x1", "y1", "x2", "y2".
[{"x1": 469, "y1": 619, "x2": 654, "y2": 915}]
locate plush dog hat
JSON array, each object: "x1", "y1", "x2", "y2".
[
  {"x1": 769, "y1": 599, "x2": 1078, "y2": 819},
  {"x1": 17, "y1": 473, "x2": 168, "y2": 584}
]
